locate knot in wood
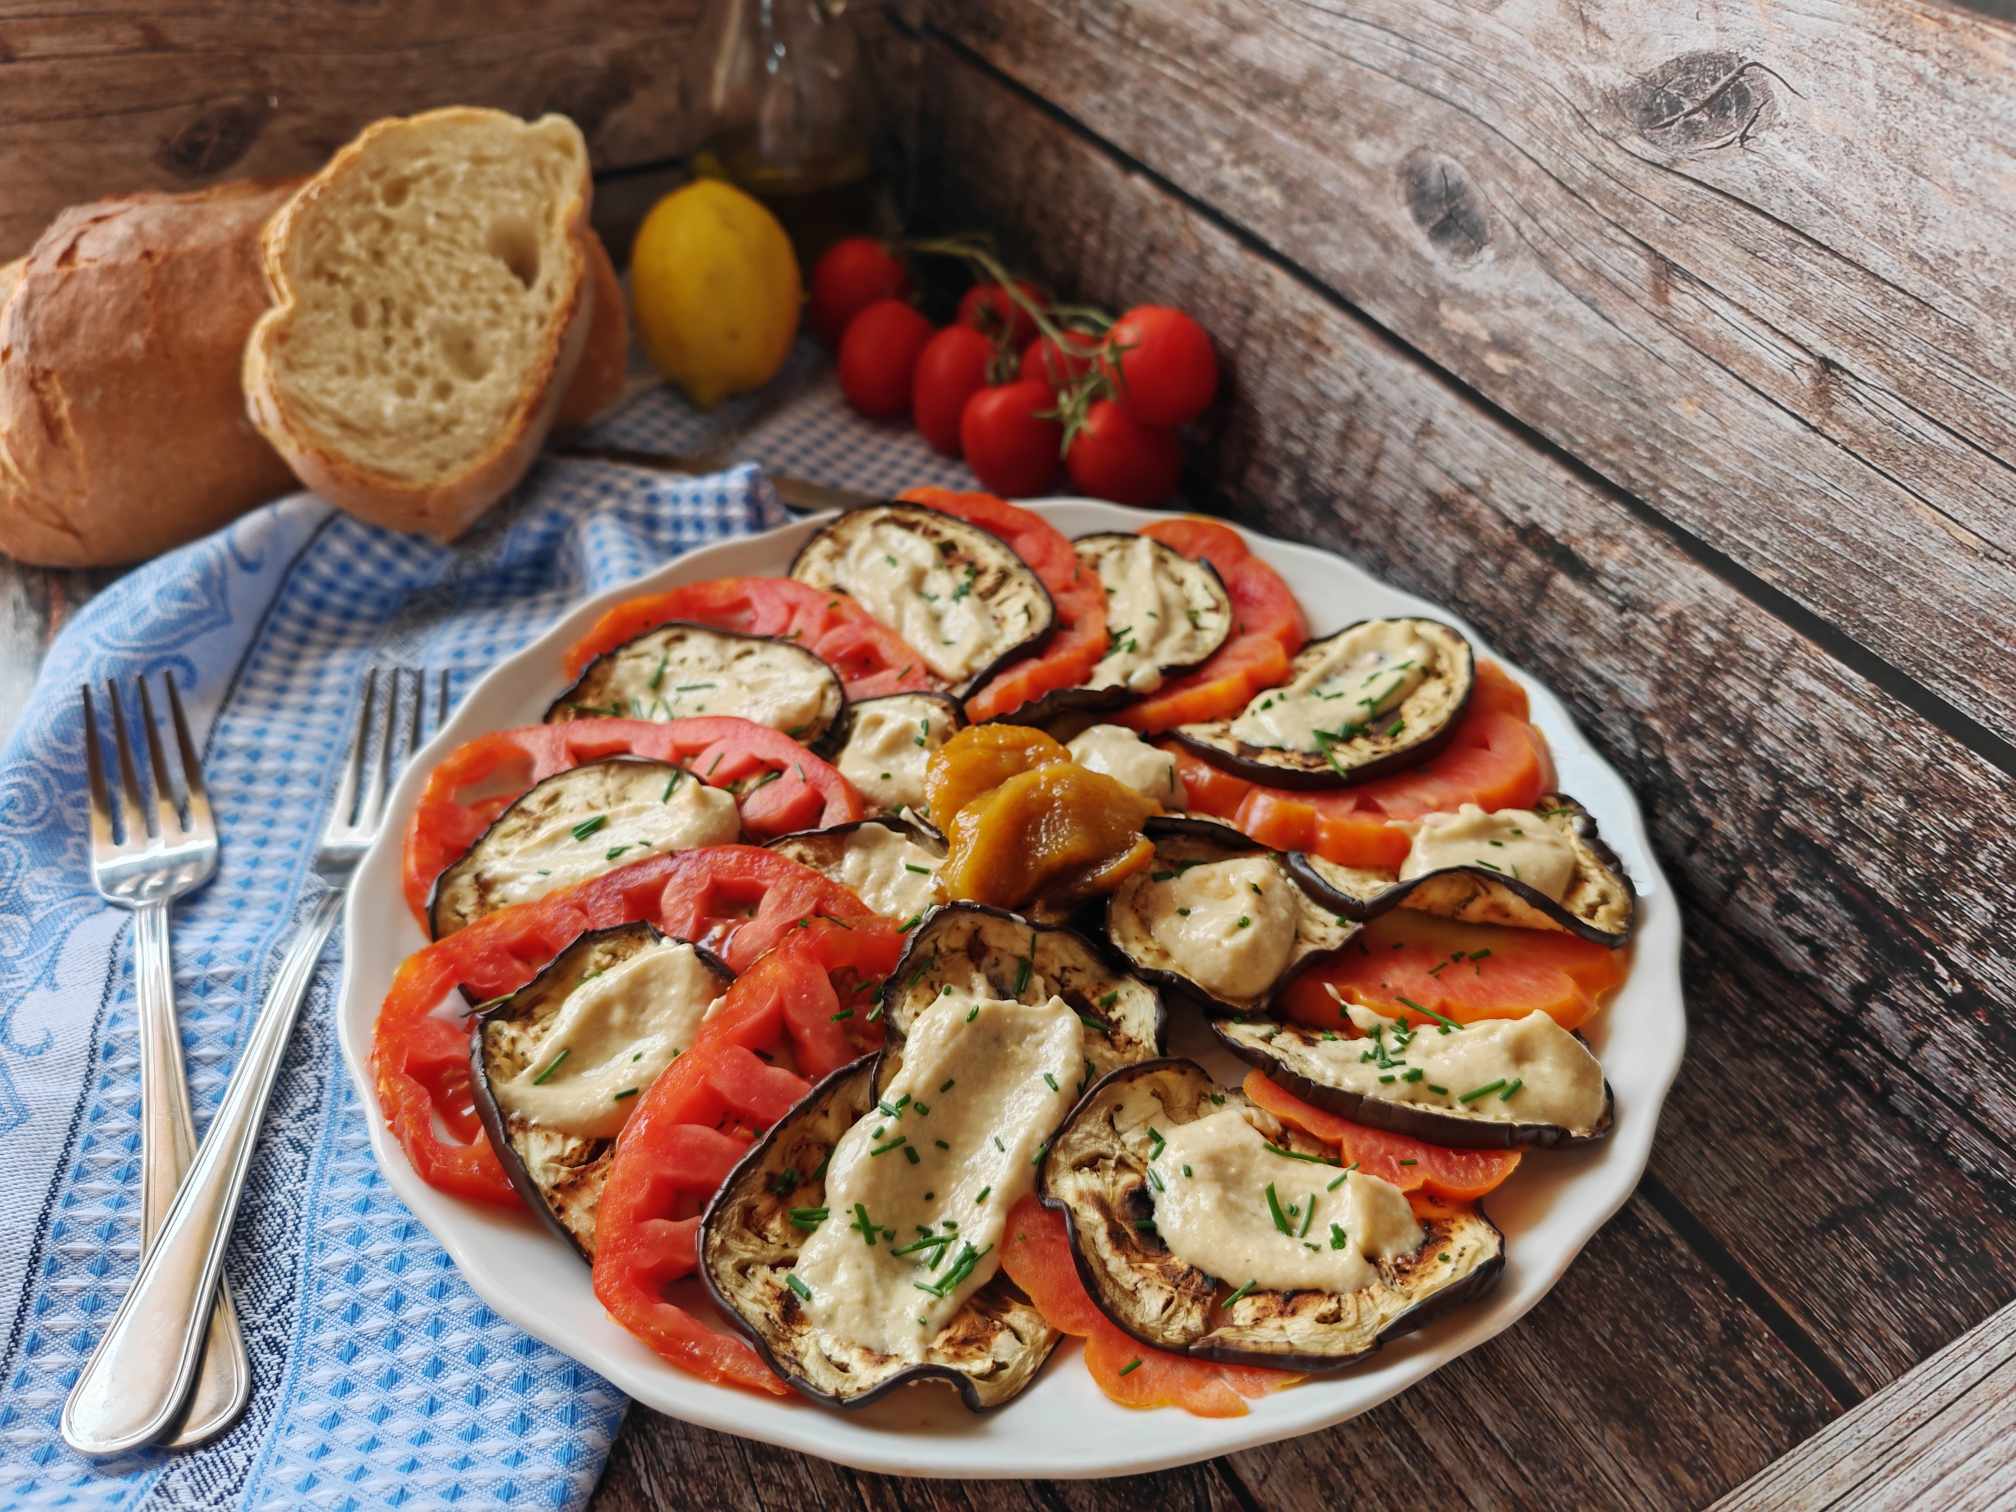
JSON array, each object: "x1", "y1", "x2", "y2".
[
  {"x1": 155, "y1": 95, "x2": 270, "y2": 179},
  {"x1": 1620, "y1": 50, "x2": 1782, "y2": 152},
  {"x1": 1399, "y1": 149, "x2": 1488, "y2": 263}
]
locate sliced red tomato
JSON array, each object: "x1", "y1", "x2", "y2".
[
  {"x1": 898, "y1": 486, "x2": 1110, "y2": 721},
  {"x1": 1171, "y1": 662, "x2": 1553, "y2": 869},
  {"x1": 371, "y1": 847, "x2": 903, "y2": 1206},
  {"x1": 999, "y1": 1195, "x2": 1301, "y2": 1417},
  {"x1": 1284, "y1": 909, "x2": 1628, "y2": 1034},
  {"x1": 1243, "y1": 1072, "x2": 1522, "y2": 1201},
  {"x1": 401, "y1": 717, "x2": 864, "y2": 925},
  {"x1": 1115, "y1": 517, "x2": 1307, "y2": 733},
  {"x1": 562, "y1": 577, "x2": 940, "y2": 699},
  {"x1": 591, "y1": 914, "x2": 904, "y2": 1394}
]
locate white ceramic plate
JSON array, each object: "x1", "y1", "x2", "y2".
[{"x1": 335, "y1": 499, "x2": 1683, "y2": 1479}]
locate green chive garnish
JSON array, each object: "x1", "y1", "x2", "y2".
[
  {"x1": 531, "y1": 1049, "x2": 568, "y2": 1085},
  {"x1": 785, "y1": 1273, "x2": 812, "y2": 1301}
]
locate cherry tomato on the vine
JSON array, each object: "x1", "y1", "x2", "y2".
[
  {"x1": 960, "y1": 380, "x2": 1063, "y2": 497},
  {"x1": 838, "y1": 299, "x2": 934, "y2": 419},
  {"x1": 958, "y1": 281, "x2": 1045, "y2": 349},
  {"x1": 809, "y1": 238, "x2": 910, "y2": 347},
  {"x1": 912, "y1": 326, "x2": 995, "y2": 456},
  {"x1": 1065, "y1": 398, "x2": 1182, "y2": 506},
  {"x1": 1102, "y1": 306, "x2": 1217, "y2": 429},
  {"x1": 1019, "y1": 332, "x2": 1098, "y2": 391}
]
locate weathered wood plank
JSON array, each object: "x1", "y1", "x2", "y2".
[
  {"x1": 1712, "y1": 1296, "x2": 2016, "y2": 1510},
  {"x1": 920, "y1": 0, "x2": 2016, "y2": 747},
  {"x1": 0, "y1": 557, "x2": 116, "y2": 745},
  {"x1": 588, "y1": 1197, "x2": 1838, "y2": 1509},
  {"x1": 0, "y1": 1, "x2": 705, "y2": 259},
  {"x1": 915, "y1": 50, "x2": 2016, "y2": 1401}
]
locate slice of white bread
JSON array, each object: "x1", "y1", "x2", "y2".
[{"x1": 244, "y1": 108, "x2": 595, "y2": 541}]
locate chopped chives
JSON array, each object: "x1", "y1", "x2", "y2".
[
  {"x1": 612, "y1": 1088, "x2": 639, "y2": 1101},
  {"x1": 976, "y1": 1185, "x2": 991, "y2": 1203},
  {"x1": 1329, "y1": 1223, "x2": 1348, "y2": 1251},
  {"x1": 1458, "y1": 1079, "x2": 1508, "y2": 1104},
  {"x1": 1396, "y1": 995, "x2": 1460, "y2": 1033},
  {"x1": 1043, "y1": 1072, "x2": 1060, "y2": 1092},
  {"x1": 1223, "y1": 1279, "x2": 1259, "y2": 1308},
  {"x1": 1265, "y1": 1182, "x2": 1292, "y2": 1235},
  {"x1": 531, "y1": 1049, "x2": 569, "y2": 1085},
  {"x1": 788, "y1": 1207, "x2": 829, "y2": 1229},
  {"x1": 869, "y1": 1135, "x2": 908, "y2": 1157},
  {"x1": 1263, "y1": 1141, "x2": 1340, "y2": 1166},
  {"x1": 785, "y1": 1273, "x2": 813, "y2": 1301},
  {"x1": 569, "y1": 815, "x2": 607, "y2": 841},
  {"x1": 1500, "y1": 1077, "x2": 1524, "y2": 1101},
  {"x1": 1299, "y1": 1194, "x2": 1317, "y2": 1238},
  {"x1": 1118, "y1": 1358, "x2": 1143, "y2": 1376}
]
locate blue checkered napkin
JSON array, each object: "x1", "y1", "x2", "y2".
[{"x1": 0, "y1": 458, "x2": 785, "y2": 1511}]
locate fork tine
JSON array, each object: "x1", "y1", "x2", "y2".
[
  {"x1": 331, "y1": 668, "x2": 375, "y2": 831},
  {"x1": 104, "y1": 679, "x2": 152, "y2": 844},
  {"x1": 437, "y1": 669, "x2": 451, "y2": 730},
  {"x1": 163, "y1": 671, "x2": 215, "y2": 838},
  {"x1": 135, "y1": 677, "x2": 182, "y2": 838},
  {"x1": 357, "y1": 668, "x2": 398, "y2": 830},
  {"x1": 81, "y1": 686, "x2": 116, "y2": 851},
  {"x1": 405, "y1": 666, "x2": 423, "y2": 763}
]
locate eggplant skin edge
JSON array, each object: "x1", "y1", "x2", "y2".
[
  {"x1": 1283, "y1": 792, "x2": 1638, "y2": 949},
  {"x1": 467, "y1": 922, "x2": 735, "y2": 1262},
  {"x1": 786, "y1": 500, "x2": 1061, "y2": 700},
  {"x1": 1212, "y1": 1017, "x2": 1615, "y2": 1150},
  {"x1": 1037, "y1": 1059, "x2": 1507, "y2": 1374},
  {"x1": 1166, "y1": 619, "x2": 1475, "y2": 792},
  {"x1": 696, "y1": 1053, "x2": 1062, "y2": 1413}
]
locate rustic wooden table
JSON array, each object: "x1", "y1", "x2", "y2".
[{"x1": 6, "y1": 0, "x2": 2015, "y2": 1507}]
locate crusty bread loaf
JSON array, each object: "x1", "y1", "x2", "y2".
[
  {"x1": 0, "y1": 180, "x2": 303, "y2": 567},
  {"x1": 244, "y1": 108, "x2": 596, "y2": 541},
  {"x1": 555, "y1": 230, "x2": 631, "y2": 433}
]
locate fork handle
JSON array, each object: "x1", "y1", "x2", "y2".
[
  {"x1": 61, "y1": 889, "x2": 344, "y2": 1457},
  {"x1": 132, "y1": 902, "x2": 253, "y2": 1449}
]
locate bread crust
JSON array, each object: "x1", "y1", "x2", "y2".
[
  {"x1": 0, "y1": 179, "x2": 301, "y2": 567},
  {"x1": 555, "y1": 231, "x2": 631, "y2": 433},
  {"x1": 242, "y1": 107, "x2": 596, "y2": 543}
]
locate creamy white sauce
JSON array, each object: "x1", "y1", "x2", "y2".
[
  {"x1": 1084, "y1": 536, "x2": 1223, "y2": 692},
  {"x1": 485, "y1": 776, "x2": 739, "y2": 909},
  {"x1": 832, "y1": 520, "x2": 1016, "y2": 683},
  {"x1": 835, "y1": 698, "x2": 953, "y2": 815},
  {"x1": 1136, "y1": 855, "x2": 1299, "y2": 1001},
  {"x1": 1400, "y1": 804, "x2": 1577, "y2": 901},
  {"x1": 1151, "y1": 1110, "x2": 1422, "y2": 1292},
  {"x1": 1313, "y1": 996, "x2": 1606, "y2": 1132},
  {"x1": 493, "y1": 941, "x2": 725, "y2": 1139},
  {"x1": 1228, "y1": 620, "x2": 1434, "y2": 752},
  {"x1": 1067, "y1": 724, "x2": 1185, "y2": 808},
  {"x1": 792, "y1": 993, "x2": 1082, "y2": 1355},
  {"x1": 827, "y1": 824, "x2": 942, "y2": 921},
  {"x1": 575, "y1": 630, "x2": 835, "y2": 735}
]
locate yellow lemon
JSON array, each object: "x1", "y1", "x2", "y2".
[{"x1": 629, "y1": 180, "x2": 802, "y2": 409}]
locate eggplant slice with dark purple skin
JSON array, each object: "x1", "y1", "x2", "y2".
[
  {"x1": 1210, "y1": 1017, "x2": 1615, "y2": 1149},
  {"x1": 1104, "y1": 817, "x2": 1359, "y2": 1017},
  {"x1": 545, "y1": 620, "x2": 847, "y2": 750},
  {"x1": 1039, "y1": 1059, "x2": 1505, "y2": 1370},
  {"x1": 999, "y1": 533, "x2": 1233, "y2": 726},
  {"x1": 872, "y1": 902, "x2": 1166, "y2": 1101},
  {"x1": 698, "y1": 1057, "x2": 1060, "y2": 1411},
  {"x1": 788, "y1": 501, "x2": 1056, "y2": 699},
  {"x1": 1171, "y1": 618, "x2": 1474, "y2": 789},
  {"x1": 470, "y1": 922, "x2": 734, "y2": 1259},
  {"x1": 764, "y1": 815, "x2": 946, "y2": 928},
  {"x1": 429, "y1": 756, "x2": 741, "y2": 937},
  {"x1": 826, "y1": 689, "x2": 966, "y2": 823},
  {"x1": 1285, "y1": 792, "x2": 1637, "y2": 947}
]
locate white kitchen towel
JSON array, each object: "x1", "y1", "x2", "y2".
[{"x1": 0, "y1": 451, "x2": 798, "y2": 1510}]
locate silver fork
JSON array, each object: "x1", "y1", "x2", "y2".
[
  {"x1": 62, "y1": 668, "x2": 447, "y2": 1457},
  {"x1": 75, "y1": 674, "x2": 251, "y2": 1449}
]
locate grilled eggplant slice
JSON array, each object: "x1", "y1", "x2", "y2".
[
  {"x1": 765, "y1": 815, "x2": 946, "y2": 925},
  {"x1": 470, "y1": 923, "x2": 734, "y2": 1259},
  {"x1": 429, "y1": 756, "x2": 740, "y2": 937},
  {"x1": 547, "y1": 621, "x2": 846, "y2": 749},
  {"x1": 828, "y1": 690, "x2": 966, "y2": 822},
  {"x1": 1040, "y1": 1059, "x2": 1504, "y2": 1370},
  {"x1": 1211, "y1": 1014, "x2": 1614, "y2": 1149},
  {"x1": 1105, "y1": 817, "x2": 1357, "y2": 1016},
  {"x1": 700, "y1": 1056, "x2": 1060, "y2": 1411},
  {"x1": 1172, "y1": 618, "x2": 1474, "y2": 789},
  {"x1": 789, "y1": 501, "x2": 1056, "y2": 697},
  {"x1": 1287, "y1": 792, "x2": 1636, "y2": 947},
  {"x1": 873, "y1": 902, "x2": 1165, "y2": 1099},
  {"x1": 1077, "y1": 532, "x2": 1232, "y2": 691}
]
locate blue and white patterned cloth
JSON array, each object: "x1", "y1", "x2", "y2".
[{"x1": 0, "y1": 370, "x2": 978, "y2": 1510}]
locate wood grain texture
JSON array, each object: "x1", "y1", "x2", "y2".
[
  {"x1": 591, "y1": 1203, "x2": 1836, "y2": 1510},
  {"x1": 0, "y1": 556, "x2": 115, "y2": 745},
  {"x1": 920, "y1": 0, "x2": 2016, "y2": 746},
  {"x1": 1712, "y1": 1296, "x2": 2016, "y2": 1510},
  {"x1": 913, "y1": 48, "x2": 2016, "y2": 1406},
  {"x1": 0, "y1": 1, "x2": 705, "y2": 259}
]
